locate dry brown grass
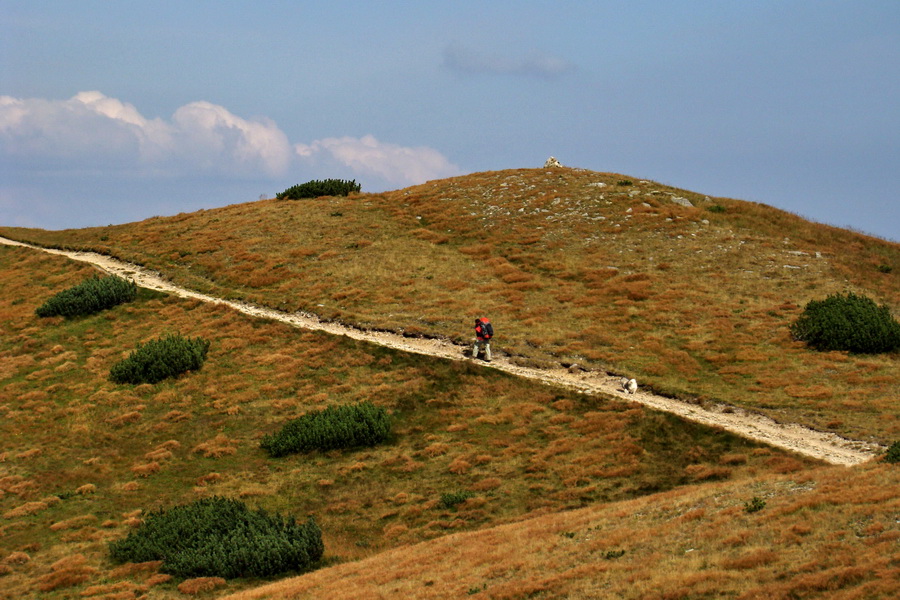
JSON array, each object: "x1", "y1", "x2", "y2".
[
  {"x1": 177, "y1": 576, "x2": 227, "y2": 595},
  {"x1": 1, "y1": 184, "x2": 897, "y2": 598},
  {"x1": 4, "y1": 168, "x2": 896, "y2": 443},
  {"x1": 220, "y1": 461, "x2": 899, "y2": 600}
]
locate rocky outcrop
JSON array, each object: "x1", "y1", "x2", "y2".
[{"x1": 544, "y1": 156, "x2": 562, "y2": 168}]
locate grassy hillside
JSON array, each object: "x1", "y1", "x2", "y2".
[
  {"x1": 223, "y1": 462, "x2": 900, "y2": 600},
  {"x1": 2, "y1": 168, "x2": 898, "y2": 445},
  {"x1": 0, "y1": 245, "x2": 820, "y2": 598}
]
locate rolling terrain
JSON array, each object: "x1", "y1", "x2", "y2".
[
  {"x1": 1, "y1": 167, "x2": 898, "y2": 598},
  {"x1": 0, "y1": 236, "x2": 880, "y2": 466},
  {"x1": 3, "y1": 167, "x2": 897, "y2": 442}
]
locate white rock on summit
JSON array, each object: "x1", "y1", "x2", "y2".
[{"x1": 544, "y1": 156, "x2": 562, "y2": 168}]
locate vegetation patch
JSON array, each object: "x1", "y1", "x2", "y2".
[
  {"x1": 109, "y1": 333, "x2": 210, "y2": 384},
  {"x1": 439, "y1": 490, "x2": 475, "y2": 510},
  {"x1": 108, "y1": 496, "x2": 323, "y2": 579},
  {"x1": 276, "y1": 178, "x2": 361, "y2": 200},
  {"x1": 884, "y1": 441, "x2": 900, "y2": 464},
  {"x1": 35, "y1": 274, "x2": 137, "y2": 318},
  {"x1": 790, "y1": 292, "x2": 900, "y2": 354},
  {"x1": 744, "y1": 496, "x2": 766, "y2": 513},
  {"x1": 260, "y1": 401, "x2": 391, "y2": 457}
]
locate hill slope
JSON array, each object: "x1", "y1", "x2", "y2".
[
  {"x1": 1, "y1": 163, "x2": 898, "y2": 597},
  {"x1": 0, "y1": 236, "x2": 879, "y2": 465},
  {"x1": 222, "y1": 461, "x2": 900, "y2": 600},
  {"x1": 3, "y1": 167, "x2": 898, "y2": 444},
  {"x1": 0, "y1": 244, "x2": 822, "y2": 599}
]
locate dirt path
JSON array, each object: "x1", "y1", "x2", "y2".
[{"x1": 2, "y1": 236, "x2": 883, "y2": 466}]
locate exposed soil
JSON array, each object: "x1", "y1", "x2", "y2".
[{"x1": 2, "y1": 236, "x2": 883, "y2": 466}]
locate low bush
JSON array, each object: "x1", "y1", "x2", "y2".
[
  {"x1": 276, "y1": 179, "x2": 361, "y2": 200},
  {"x1": 108, "y1": 496, "x2": 323, "y2": 579},
  {"x1": 790, "y1": 292, "x2": 900, "y2": 354},
  {"x1": 744, "y1": 496, "x2": 766, "y2": 513},
  {"x1": 110, "y1": 334, "x2": 210, "y2": 384},
  {"x1": 260, "y1": 401, "x2": 391, "y2": 457},
  {"x1": 36, "y1": 274, "x2": 137, "y2": 318},
  {"x1": 885, "y1": 441, "x2": 900, "y2": 464},
  {"x1": 439, "y1": 490, "x2": 474, "y2": 510}
]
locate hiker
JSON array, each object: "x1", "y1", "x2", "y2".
[{"x1": 473, "y1": 317, "x2": 493, "y2": 362}]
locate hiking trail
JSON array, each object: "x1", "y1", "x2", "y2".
[{"x1": 2, "y1": 236, "x2": 883, "y2": 466}]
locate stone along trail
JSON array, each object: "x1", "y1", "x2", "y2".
[{"x1": 1, "y1": 236, "x2": 882, "y2": 466}]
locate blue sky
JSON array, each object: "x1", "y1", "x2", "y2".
[{"x1": 2, "y1": 1, "x2": 898, "y2": 241}]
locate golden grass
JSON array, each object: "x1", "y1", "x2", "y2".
[
  {"x1": 1, "y1": 185, "x2": 897, "y2": 598},
  {"x1": 220, "y1": 461, "x2": 899, "y2": 600},
  {"x1": 3, "y1": 168, "x2": 896, "y2": 442},
  {"x1": 177, "y1": 576, "x2": 227, "y2": 595},
  {"x1": 1, "y1": 245, "x2": 824, "y2": 599}
]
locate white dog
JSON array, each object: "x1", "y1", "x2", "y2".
[{"x1": 620, "y1": 377, "x2": 638, "y2": 394}]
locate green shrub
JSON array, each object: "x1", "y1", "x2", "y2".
[
  {"x1": 110, "y1": 334, "x2": 210, "y2": 384},
  {"x1": 108, "y1": 496, "x2": 323, "y2": 579},
  {"x1": 261, "y1": 401, "x2": 391, "y2": 457},
  {"x1": 438, "y1": 490, "x2": 474, "y2": 510},
  {"x1": 276, "y1": 179, "x2": 361, "y2": 200},
  {"x1": 877, "y1": 264, "x2": 893, "y2": 274},
  {"x1": 707, "y1": 204, "x2": 727, "y2": 213},
  {"x1": 744, "y1": 496, "x2": 766, "y2": 513},
  {"x1": 790, "y1": 292, "x2": 900, "y2": 354},
  {"x1": 35, "y1": 274, "x2": 137, "y2": 318},
  {"x1": 884, "y1": 441, "x2": 900, "y2": 464}
]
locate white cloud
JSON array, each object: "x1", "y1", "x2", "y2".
[
  {"x1": 442, "y1": 44, "x2": 573, "y2": 78},
  {"x1": 171, "y1": 101, "x2": 291, "y2": 176},
  {"x1": 0, "y1": 93, "x2": 460, "y2": 189},
  {"x1": 0, "y1": 92, "x2": 292, "y2": 177},
  {"x1": 71, "y1": 91, "x2": 149, "y2": 127},
  {"x1": 295, "y1": 134, "x2": 462, "y2": 187},
  {"x1": 0, "y1": 93, "x2": 146, "y2": 169}
]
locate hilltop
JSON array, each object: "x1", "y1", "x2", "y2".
[
  {"x1": 0, "y1": 167, "x2": 898, "y2": 598},
  {"x1": 2, "y1": 167, "x2": 898, "y2": 442}
]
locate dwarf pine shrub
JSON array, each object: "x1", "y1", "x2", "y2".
[
  {"x1": 276, "y1": 178, "x2": 361, "y2": 200},
  {"x1": 110, "y1": 334, "x2": 210, "y2": 384},
  {"x1": 108, "y1": 496, "x2": 323, "y2": 579},
  {"x1": 744, "y1": 496, "x2": 766, "y2": 513},
  {"x1": 35, "y1": 275, "x2": 137, "y2": 318},
  {"x1": 885, "y1": 441, "x2": 900, "y2": 464},
  {"x1": 260, "y1": 401, "x2": 391, "y2": 457},
  {"x1": 439, "y1": 490, "x2": 474, "y2": 510},
  {"x1": 790, "y1": 292, "x2": 900, "y2": 354}
]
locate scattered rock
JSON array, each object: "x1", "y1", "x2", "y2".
[{"x1": 671, "y1": 196, "x2": 694, "y2": 208}]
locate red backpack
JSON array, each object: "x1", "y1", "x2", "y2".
[{"x1": 479, "y1": 318, "x2": 493, "y2": 339}]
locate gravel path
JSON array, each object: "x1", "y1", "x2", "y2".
[{"x1": 2, "y1": 236, "x2": 882, "y2": 465}]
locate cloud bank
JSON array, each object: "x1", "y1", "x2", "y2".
[
  {"x1": 0, "y1": 92, "x2": 460, "y2": 187},
  {"x1": 295, "y1": 135, "x2": 460, "y2": 187}
]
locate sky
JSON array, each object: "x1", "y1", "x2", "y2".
[{"x1": 1, "y1": 1, "x2": 898, "y2": 241}]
